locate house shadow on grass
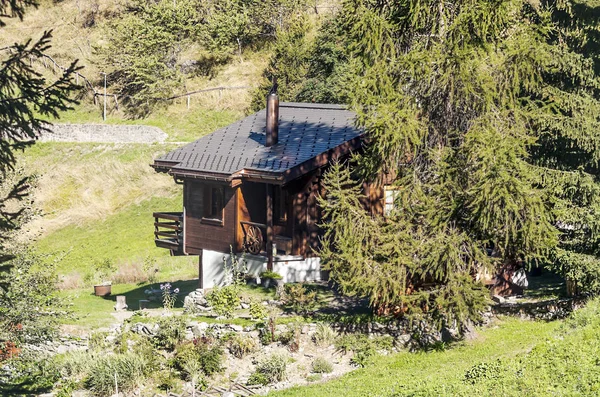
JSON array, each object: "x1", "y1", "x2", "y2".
[{"x1": 98, "y1": 279, "x2": 199, "y2": 311}]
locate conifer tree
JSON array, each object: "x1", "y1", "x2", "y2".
[
  {"x1": 0, "y1": 0, "x2": 78, "y2": 340},
  {"x1": 316, "y1": 0, "x2": 600, "y2": 325}
]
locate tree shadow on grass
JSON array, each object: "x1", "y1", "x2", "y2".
[{"x1": 98, "y1": 279, "x2": 199, "y2": 310}]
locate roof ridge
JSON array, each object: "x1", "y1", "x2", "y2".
[{"x1": 279, "y1": 102, "x2": 348, "y2": 110}]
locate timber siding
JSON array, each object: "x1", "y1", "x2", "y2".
[{"x1": 184, "y1": 181, "x2": 236, "y2": 254}]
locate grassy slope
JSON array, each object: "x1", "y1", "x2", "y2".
[
  {"x1": 271, "y1": 318, "x2": 560, "y2": 397},
  {"x1": 35, "y1": 195, "x2": 189, "y2": 275}
]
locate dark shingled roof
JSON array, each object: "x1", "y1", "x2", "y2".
[{"x1": 154, "y1": 102, "x2": 363, "y2": 182}]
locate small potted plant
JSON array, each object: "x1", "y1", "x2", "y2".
[
  {"x1": 259, "y1": 271, "x2": 283, "y2": 289},
  {"x1": 91, "y1": 259, "x2": 116, "y2": 296}
]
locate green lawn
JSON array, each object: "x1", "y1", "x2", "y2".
[
  {"x1": 35, "y1": 195, "x2": 195, "y2": 279},
  {"x1": 59, "y1": 283, "x2": 277, "y2": 329},
  {"x1": 58, "y1": 279, "x2": 199, "y2": 328},
  {"x1": 270, "y1": 318, "x2": 560, "y2": 397}
]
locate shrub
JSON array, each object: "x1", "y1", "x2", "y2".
[
  {"x1": 85, "y1": 353, "x2": 146, "y2": 397},
  {"x1": 143, "y1": 256, "x2": 159, "y2": 284},
  {"x1": 0, "y1": 352, "x2": 59, "y2": 395},
  {"x1": 174, "y1": 339, "x2": 223, "y2": 378},
  {"x1": 282, "y1": 283, "x2": 317, "y2": 314},
  {"x1": 155, "y1": 369, "x2": 180, "y2": 392},
  {"x1": 206, "y1": 285, "x2": 241, "y2": 318},
  {"x1": 313, "y1": 323, "x2": 337, "y2": 347},
  {"x1": 153, "y1": 316, "x2": 187, "y2": 350},
  {"x1": 88, "y1": 331, "x2": 110, "y2": 351},
  {"x1": 247, "y1": 371, "x2": 269, "y2": 386},
  {"x1": 260, "y1": 271, "x2": 282, "y2": 280},
  {"x1": 311, "y1": 357, "x2": 333, "y2": 374},
  {"x1": 463, "y1": 360, "x2": 503, "y2": 385},
  {"x1": 249, "y1": 299, "x2": 268, "y2": 321},
  {"x1": 228, "y1": 334, "x2": 258, "y2": 359},
  {"x1": 278, "y1": 322, "x2": 301, "y2": 352},
  {"x1": 248, "y1": 354, "x2": 287, "y2": 386},
  {"x1": 335, "y1": 334, "x2": 393, "y2": 367}
]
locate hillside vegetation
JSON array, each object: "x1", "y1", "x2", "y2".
[
  {"x1": 274, "y1": 298, "x2": 600, "y2": 397},
  {"x1": 2, "y1": 0, "x2": 327, "y2": 286}
]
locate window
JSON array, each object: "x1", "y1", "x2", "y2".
[
  {"x1": 274, "y1": 186, "x2": 288, "y2": 224},
  {"x1": 202, "y1": 185, "x2": 224, "y2": 223},
  {"x1": 384, "y1": 186, "x2": 400, "y2": 216}
]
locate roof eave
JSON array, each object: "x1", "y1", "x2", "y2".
[{"x1": 282, "y1": 134, "x2": 364, "y2": 183}]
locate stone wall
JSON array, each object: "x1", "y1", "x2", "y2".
[
  {"x1": 491, "y1": 296, "x2": 589, "y2": 321},
  {"x1": 37, "y1": 123, "x2": 168, "y2": 143}
]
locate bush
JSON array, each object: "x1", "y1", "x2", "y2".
[
  {"x1": 85, "y1": 353, "x2": 146, "y2": 397},
  {"x1": 313, "y1": 323, "x2": 337, "y2": 347},
  {"x1": 278, "y1": 322, "x2": 301, "y2": 352},
  {"x1": 174, "y1": 338, "x2": 223, "y2": 379},
  {"x1": 0, "y1": 352, "x2": 59, "y2": 395},
  {"x1": 282, "y1": 283, "x2": 317, "y2": 314},
  {"x1": 463, "y1": 360, "x2": 503, "y2": 385},
  {"x1": 206, "y1": 285, "x2": 241, "y2": 318},
  {"x1": 247, "y1": 354, "x2": 287, "y2": 386},
  {"x1": 153, "y1": 316, "x2": 187, "y2": 350},
  {"x1": 88, "y1": 331, "x2": 110, "y2": 351},
  {"x1": 247, "y1": 371, "x2": 269, "y2": 386},
  {"x1": 311, "y1": 357, "x2": 333, "y2": 374},
  {"x1": 249, "y1": 299, "x2": 268, "y2": 321},
  {"x1": 335, "y1": 334, "x2": 394, "y2": 367},
  {"x1": 260, "y1": 271, "x2": 282, "y2": 280},
  {"x1": 228, "y1": 334, "x2": 258, "y2": 359}
]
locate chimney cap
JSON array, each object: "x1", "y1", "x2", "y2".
[{"x1": 269, "y1": 77, "x2": 278, "y2": 96}]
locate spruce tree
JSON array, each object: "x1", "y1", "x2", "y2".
[{"x1": 0, "y1": 0, "x2": 78, "y2": 344}]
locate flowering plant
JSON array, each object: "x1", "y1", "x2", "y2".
[{"x1": 160, "y1": 283, "x2": 180, "y2": 310}]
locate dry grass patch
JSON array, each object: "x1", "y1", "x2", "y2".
[{"x1": 17, "y1": 143, "x2": 179, "y2": 241}]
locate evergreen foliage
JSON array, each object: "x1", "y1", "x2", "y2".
[
  {"x1": 251, "y1": 14, "x2": 352, "y2": 110},
  {"x1": 0, "y1": 0, "x2": 77, "y2": 327},
  {"x1": 98, "y1": 0, "x2": 309, "y2": 115},
  {"x1": 0, "y1": 4, "x2": 77, "y2": 394},
  {"x1": 315, "y1": 0, "x2": 600, "y2": 325},
  {"x1": 0, "y1": 253, "x2": 67, "y2": 346}
]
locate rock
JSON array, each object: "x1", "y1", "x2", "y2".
[
  {"x1": 229, "y1": 324, "x2": 244, "y2": 332},
  {"x1": 397, "y1": 334, "x2": 411, "y2": 346},
  {"x1": 131, "y1": 322, "x2": 154, "y2": 335},
  {"x1": 491, "y1": 295, "x2": 505, "y2": 304},
  {"x1": 240, "y1": 302, "x2": 250, "y2": 309}
]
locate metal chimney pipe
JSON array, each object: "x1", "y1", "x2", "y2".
[{"x1": 266, "y1": 86, "x2": 279, "y2": 147}]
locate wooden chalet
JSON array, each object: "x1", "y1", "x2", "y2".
[{"x1": 151, "y1": 92, "x2": 375, "y2": 288}]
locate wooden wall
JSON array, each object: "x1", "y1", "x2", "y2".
[
  {"x1": 183, "y1": 180, "x2": 237, "y2": 254},
  {"x1": 182, "y1": 168, "x2": 390, "y2": 258},
  {"x1": 236, "y1": 181, "x2": 266, "y2": 252}
]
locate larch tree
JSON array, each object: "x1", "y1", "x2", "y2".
[{"x1": 315, "y1": 0, "x2": 600, "y2": 327}]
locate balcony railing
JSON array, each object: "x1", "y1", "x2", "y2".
[
  {"x1": 240, "y1": 221, "x2": 293, "y2": 256},
  {"x1": 153, "y1": 212, "x2": 183, "y2": 254},
  {"x1": 240, "y1": 221, "x2": 266, "y2": 255}
]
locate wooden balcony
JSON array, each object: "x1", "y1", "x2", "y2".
[
  {"x1": 154, "y1": 212, "x2": 183, "y2": 255},
  {"x1": 240, "y1": 221, "x2": 292, "y2": 256}
]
